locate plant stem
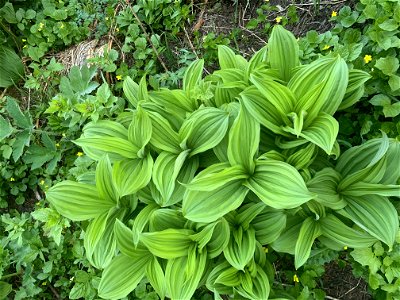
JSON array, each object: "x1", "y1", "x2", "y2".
[{"x1": 0, "y1": 271, "x2": 21, "y2": 280}]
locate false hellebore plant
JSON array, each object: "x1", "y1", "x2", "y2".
[{"x1": 46, "y1": 26, "x2": 400, "y2": 300}]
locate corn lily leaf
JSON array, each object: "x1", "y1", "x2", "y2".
[
  {"x1": 112, "y1": 154, "x2": 153, "y2": 197},
  {"x1": 245, "y1": 159, "x2": 315, "y2": 209},
  {"x1": 128, "y1": 106, "x2": 152, "y2": 157},
  {"x1": 240, "y1": 86, "x2": 289, "y2": 135},
  {"x1": 183, "y1": 166, "x2": 249, "y2": 223},
  {"x1": 179, "y1": 107, "x2": 230, "y2": 156},
  {"x1": 341, "y1": 181, "x2": 400, "y2": 197},
  {"x1": 218, "y1": 45, "x2": 248, "y2": 70},
  {"x1": 206, "y1": 217, "x2": 230, "y2": 258},
  {"x1": 342, "y1": 195, "x2": 399, "y2": 249},
  {"x1": 228, "y1": 103, "x2": 260, "y2": 174},
  {"x1": 149, "y1": 209, "x2": 186, "y2": 232},
  {"x1": 319, "y1": 214, "x2": 377, "y2": 248},
  {"x1": 224, "y1": 227, "x2": 256, "y2": 270},
  {"x1": 46, "y1": 181, "x2": 115, "y2": 221},
  {"x1": 271, "y1": 221, "x2": 302, "y2": 255},
  {"x1": 114, "y1": 219, "x2": 136, "y2": 257},
  {"x1": 147, "y1": 111, "x2": 181, "y2": 154},
  {"x1": 141, "y1": 228, "x2": 195, "y2": 259},
  {"x1": 206, "y1": 261, "x2": 236, "y2": 295},
  {"x1": 132, "y1": 203, "x2": 159, "y2": 245},
  {"x1": 96, "y1": 155, "x2": 118, "y2": 203},
  {"x1": 307, "y1": 168, "x2": 347, "y2": 210},
  {"x1": 123, "y1": 76, "x2": 139, "y2": 107},
  {"x1": 338, "y1": 69, "x2": 371, "y2": 110},
  {"x1": 267, "y1": 25, "x2": 299, "y2": 82},
  {"x1": 98, "y1": 249, "x2": 152, "y2": 299},
  {"x1": 235, "y1": 265, "x2": 270, "y2": 300},
  {"x1": 138, "y1": 75, "x2": 149, "y2": 101},
  {"x1": 252, "y1": 207, "x2": 287, "y2": 245},
  {"x1": 165, "y1": 246, "x2": 207, "y2": 300},
  {"x1": 295, "y1": 217, "x2": 321, "y2": 269},
  {"x1": 146, "y1": 256, "x2": 166, "y2": 300},
  {"x1": 183, "y1": 59, "x2": 204, "y2": 92}
]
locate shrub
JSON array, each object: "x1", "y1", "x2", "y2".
[{"x1": 46, "y1": 26, "x2": 400, "y2": 299}]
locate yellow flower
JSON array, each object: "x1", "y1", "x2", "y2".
[
  {"x1": 116, "y1": 27, "x2": 119, "y2": 32},
  {"x1": 331, "y1": 11, "x2": 337, "y2": 17},
  {"x1": 23, "y1": 45, "x2": 27, "y2": 49},
  {"x1": 105, "y1": 17, "x2": 109, "y2": 21},
  {"x1": 56, "y1": 143, "x2": 60, "y2": 147},
  {"x1": 275, "y1": 16, "x2": 282, "y2": 23},
  {"x1": 263, "y1": 246, "x2": 268, "y2": 253},
  {"x1": 344, "y1": 245, "x2": 348, "y2": 250},
  {"x1": 38, "y1": 22, "x2": 44, "y2": 31},
  {"x1": 42, "y1": 281, "x2": 47, "y2": 286},
  {"x1": 22, "y1": 39, "x2": 26, "y2": 42},
  {"x1": 116, "y1": 75, "x2": 122, "y2": 81},
  {"x1": 364, "y1": 54, "x2": 372, "y2": 64},
  {"x1": 322, "y1": 45, "x2": 331, "y2": 50},
  {"x1": 62, "y1": 133, "x2": 66, "y2": 137},
  {"x1": 40, "y1": 180, "x2": 45, "y2": 185},
  {"x1": 76, "y1": 152, "x2": 84, "y2": 157},
  {"x1": 293, "y1": 274, "x2": 299, "y2": 283},
  {"x1": 60, "y1": 22, "x2": 64, "y2": 29},
  {"x1": 10, "y1": 177, "x2": 15, "y2": 182}
]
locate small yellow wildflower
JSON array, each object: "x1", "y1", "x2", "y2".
[
  {"x1": 10, "y1": 177, "x2": 15, "y2": 182},
  {"x1": 42, "y1": 281, "x2": 47, "y2": 286},
  {"x1": 275, "y1": 16, "x2": 282, "y2": 23},
  {"x1": 364, "y1": 54, "x2": 372, "y2": 64},
  {"x1": 76, "y1": 152, "x2": 84, "y2": 157},
  {"x1": 322, "y1": 45, "x2": 331, "y2": 50},
  {"x1": 38, "y1": 22, "x2": 44, "y2": 31},
  {"x1": 331, "y1": 11, "x2": 337, "y2": 17},
  {"x1": 344, "y1": 246, "x2": 348, "y2": 250},
  {"x1": 116, "y1": 75, "x2": 122, "y2": 81},
  {"x1": 105, "y1": 17, "x2": 109, "y2": 21},
  {"x1": 263, "y1": 246, "x2": 268, "y2": 253},
  {"x1": 293, "y1": 274, "x2": 299, "y2": 283},
  {"x1": 60, "y1": 22, "x2": 64, "y2": 29},
  {"x1": 23, "y1": 45, "x2": 27, "y2": 49},
  {"x1": 62, "y1": 133, "x2": 66, "y2": 137},
  {"x1": 56, "y1": 143, "x2": 60, "y2": 147},
  {"x1": 116, "y1": 27, "x2": 119, "y2": 32},
  {"x1": 40, "y1": 180, "x2": 45, "y2": 185},
  {"x1": 22, "y1": 39, "x2": 26, "y2": 42}
]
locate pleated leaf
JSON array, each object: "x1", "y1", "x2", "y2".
[
  {"x1": 165, "y1": 247, "x2": 207, "y2": 300},
  {"x1": 338, "y1": 69, "x2": 371, "y2": 110},
  {"x1": 245, "y1": 159, "x2": 315, "y2": 209},
  {"x1": 98, "y1": 250, "x2": 152, "y2": 299},
  {"x1": 343, "y1": 195, "x2": 399, "y2": 249},
  {"x1": 112, "y1": 155, "x2": 153, "y2": 197},
  {"x1": 235, "y1": 266, "x2": 270, "y2": 300},
  {"x1": 299, "y1": 113, "x2": 339, "y2": 155},
  {"x1": 218, "y1": 45, "x2": 247, "y2": 70},
  {"x1": 146, "y1": 257, "x2": 166, "y2": 300},
  {"x1": 294, "y1": 217, "x2": 321, "y2": 269},
  {"x1": 96, "y1": 155, "x2": 118, "y2": 203},
  {"x1": 224, "y1": 227, "x2": 256, "y2": 270},
  {"x1": 228, "y1": 103, "x2": 260, "y2": 174},
  {"x1": 183, "y1": 59, "x2": 204, "y2": 92},
  {"x1": 207, "y1": 217, "x2": 231, "y2": 258},
  {"x1": 114, "y1": 219, "x2": 136, "y2": 257},
  {"x1": 46, "y1": 181, "x2": 115, "y2": 221},
  {"x1": 341, "y1": 182, "x2": 400, "y2": 197},
  {"x1": 140, "y1": 229, "x2": 194, "y2": 259},
  {"x1": 179, "y1": 107, "x2": 230, "y2": 156},
  {"x1": 319, "y1": 214, "x2": 377, "y2": 248},
  {"x1": 128, "y1": 106, "x2": 152, "y2": 157},
  {"x1": 132, "y1": 204, "x2": 159, "y2": 245},
  {"x1": 252, "y1": 207, "x2": 287, "y2": 245},
  {"x1": 123, "y1": 76, "x2": 139, "y2": 107},
  {"x1": 267, "y1": 25, "x2": 299, "y2": 82},
  {"x1": 147, "y1": 111, "x2": 181, "y2": 154},
  {"x1": 183, "y1": 178, "x2": 249, "y2": 223}
]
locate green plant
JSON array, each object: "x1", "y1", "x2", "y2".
[
  {"x1": 0, "y1": 46, "x2": 24, "y2": 88},
  {"x1": 44, "y1": 25, "x2": 400, "y2": 299}
]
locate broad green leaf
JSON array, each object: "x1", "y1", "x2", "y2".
[
  {"x1": 271, "y1": 219, "x2": 303, "y2": 255},
  {"x1": 150, "y1": 89, "x2": 195, "y2": 119},
  {"x1": 351, "y1": 247, "x2": 382, "y2": 274},
  {"x1": 132, "y1": 203, "x2": 159, "y2": 245},
  {"x1": 338, "y1": 69, "x2": 371, "y2": 110},
  {"x1": 286, "y1": 143, "x2": 317, "y2": 170},
  {"x1": 138, "y1": 75, "x2": 149, "y2": 101},
  {"x1": 140, "y1": 228, "x2": 194, "y2": 259},
  {"x1": 341, "y1": 182, "x2": 400, "y2": 197},
  {"x1": 183, "y1": 177, "x2": 249, "y2": 223},
  {"x1": 165, "y1": 246, "x2": 207, "y2": 300},
  {"x1": 207, "y1": 217, "x2": 230, "y2": 258},
  {"x1": 245, "y1": 159, "x2": 315, "y2": 209},
  {"x1": 319, "y1": 214, "x2": 376, "y2": 249},
  {"x1": 46, "y1": 181, "x2": 115, "y2": 221},
  {"x1": 267, "y1": 25, "x2": 299, "y2": 82},
  {"x1": 380, "y1": 139, "x2": 400, "y2": 184},
  {"x1": 114, "y1": 219, "x2": 136, "y2": 257},
  {"x1": 0, "y1": 47, "x2": 24, "y2": 88},
  {"x1": 246, "y1": 45, "x2": 268, "y2": 77},
  {"x1": 123, "y1": 76, "x2": 139, "y2": 107},
  {"x1": 98, "y1": 251, "x2": 152, "y2": 299},
  {"x1": 96, "y1": 156, "x2": 118, "y2": 203},
  {"x1": 147, "y1": 111, "x2": 181, "y2": 154},
  {"x1": 227, "y1": 103, "x2": 260, "y2": 174},
  {"x1": 128, "y1": 106, "x2": 152, "y2": 157},
  {"x1": 206, "y1": 261, "x2": 236, "y2": 295},
  {"x1": 0, "y1": 282, "x2": 12, "y2": 299},
  {"x1": 12, "y1": 129, "x2": 30, "y2": 161},
  {"x1": 179, "y1": 107, "x2": 230, "y2": 156},
  {"x1": 218, "y1": 45, "x2": 247, "y2": 70},
  {"x1": 295, "y1": 217, "x2": 321, "y2": 269},
  {"x1": 152, "y1": 150, "x2": 189, "y2": 206},
  {"x1": 299, "y1": 113, "x2": 339, "y2": 155},
  {"x1": 288, "y1": 56, "x2": 349, "y2": 115},
  {"x1": 252, "y1": 207, "x2": 287, "y2": 245},
  {"x1": 183, "y1": 59, "x2": 204, "y2": 91},
  {"x1": 6, "y1": 97, "x2": 32, "y2": 129},
  {"x1": 149, "y1": 209, "x2": 186, "y2": 231},
  {"x1": 240, "y1": 86, "x2": 289, "y2": 135},
  {"x1": 0, "y1": 115, "x2": 13, "y2": 141},
  {"x1": 235, "y1": 266, "x2": 270, "y2": 300},
  {"x1": 146, "y1": 257, "x2": 166, "y2": 299},
  {"x1": 307, "y1": 168, "x2": 346, "y2": 210},
  {"x1": 112, "y1": 154, "x2": 153, "y2": 197},
  {"x1": 375, "y1": 56, "x2": 399, "y2": 76},
  {"x1": 343, "y1": 195, "x2": 399, "y2": 249},
  {"x1": 224, "y1": 227, "x2": 256, "y2": 270},
  {"x1": 236, "y1": 202, "x2": 265, "y2": 230}
]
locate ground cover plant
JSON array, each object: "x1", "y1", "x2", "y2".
[{"x1": 1, "y1": 0, "x2": 400, "y2": 299}]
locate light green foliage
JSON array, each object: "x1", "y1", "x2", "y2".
[
  {"x1": 45, "y1": 26, "x2": 400, "y2": 300},
  {"x1": 0, "y1": 46, "x2": 24, "y2": 87}
]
